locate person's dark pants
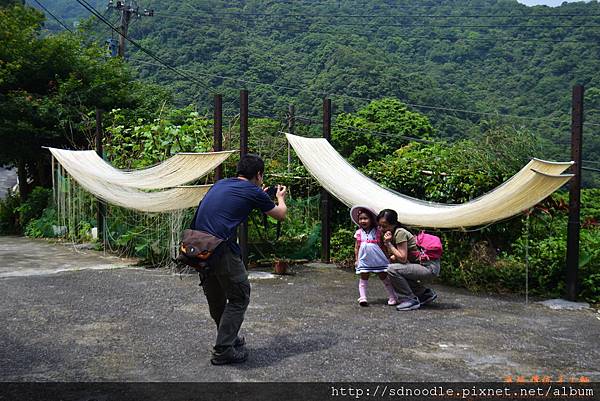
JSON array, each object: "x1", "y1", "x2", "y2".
[{"x1": 200, "y1": 245, "x2": 250, "y2": 355}]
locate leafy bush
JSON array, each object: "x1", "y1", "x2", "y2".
[
  {"x1": 248, "y1": 195, "x2": 321, "y2": 261},
  {"x1": 105, "y1": 106, "x2": 213, "y2": 169},
  {"x1": 24, "y1": 206, "x2": 58, "y2": 238},
  {"x1": 0, "y1": 186, "x2": 51, "y2": 235},
  {"x1": 330, "y1": 227, "x2": 355, "y2": 267},
  {"x1": 332, "y1": 98, "x2": 434, "y2": 167},
  {"x1": 440, "y1": 207, "x2": 600, "y2": 304},
  {"x1": 0, "y1": 192, "x2": 21, "y2": 235},
  {"x1": 17, "y1": 187, "x2": 52, "y2": 227}
]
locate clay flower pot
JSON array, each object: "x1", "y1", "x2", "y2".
[{"x1": 273, "y1": 260, "x2": 289, "y2": 275}]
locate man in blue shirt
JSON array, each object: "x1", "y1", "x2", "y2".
[{"x1": 194, "y1": 154, "x2": 287, "y2": 365}]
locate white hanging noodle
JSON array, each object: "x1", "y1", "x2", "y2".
[
  {"x1": 48, "y1": 147, "x2": 236, "y2": 189},
  {"x1": 286, "y1": 134, "x2": 574, "y2": 229},
  {"x1": 47, "y1": 148, "x2": 228, "y2": 212}
]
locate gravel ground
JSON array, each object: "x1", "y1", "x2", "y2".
[{"x1": 1, "y1": 236, "x2": 599, "y2": 382}]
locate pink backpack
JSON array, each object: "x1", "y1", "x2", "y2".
[{"x1": 415, "y1": 231, "x2": 443, "y2": 261}]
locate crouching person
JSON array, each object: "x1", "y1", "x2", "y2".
[
  {"x1": 192, "y1": 154, "x2": 288, "y2": 365},
  {"x1": 377, "y1": 209, "x2": 440, "y2": 311}
]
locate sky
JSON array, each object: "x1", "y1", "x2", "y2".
[{"x1": 517, "y1": 0, "x2": 591, "y2": 6}]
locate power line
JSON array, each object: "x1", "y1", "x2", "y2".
[
  {"x1": 32, "y1": 0, "x2": 73, "y2": 33},
  {"x1": 162, "y1": 11, "x2": 600, "y2": 29},
  {"x1": 131, "y1": 58, "x2": 578, "y2": 126},
  {"x1": 74, "y1": 0, "x2": 209, "y2": 91},
  {"x1": 162, "y1": 7, "x2": 600, "y2": 19},
  {"x1": 156, "y1": 14, "x2": 600, "y2": 45},
  {"x1": 79, "y1": 0, "x2": 594, "y2": 129},
  {"x1": 184, "y1": 0, "x2": 600, "y2": 12},
  {"x1": 165, "y1": 10, "x2": 600, "y2": 21},
  {"x1": 131, "y1": 58, "x2": 328, "y2": 96},
  {"x1": 333, "y1": 124, "x2": 435, "y2": 144}
]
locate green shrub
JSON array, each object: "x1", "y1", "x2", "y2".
[
  {"x1": 0, "y1": 187, "x2": 52, "y2": 235},
  {"x1": 0, "y1": 192, "x2": 21, "y2": 235},
  {"x1": 24, "y1": 206, "x2": 59, "y2": 238},
  {"x1": 331, "y1": 227, "x2": 355, "y2": 267},
  {"x1": 442, "y1": 211, "x2": 600, "y2": 303},
  {"x1": 17, "y1": 187, "x2": 52, "y2": 227}
]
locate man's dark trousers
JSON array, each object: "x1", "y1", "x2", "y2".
[{"x1": 201, "y1": 245, "x2": 250, "y2": 354}]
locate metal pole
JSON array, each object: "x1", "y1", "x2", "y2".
[
  {"x1": 321, "y1": 98, "x2": 332, "y2": 263},
  {"x1": 213, "y1": 94, "x2": 223, "y2": 181},
  {"x1": 95, "y1": 108, "x2": 106, "y2": 240},
  {"x1": 566, "y1": 85, "x2": 584, "y2": 301},
  {"x1": 288, "y1": 104, "x2": 295, "y2": 173},
  {"x1": 239, "y1": 90, "x2": 249, "y2": 266}
]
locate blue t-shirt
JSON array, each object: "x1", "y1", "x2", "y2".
[{"x1": 193, "y1": 178, "x2": 276, "y2": 254}]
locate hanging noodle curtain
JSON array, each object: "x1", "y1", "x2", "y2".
[
  {"x1": 49, "y1": 148, "x2": 220, "y2": 212},
  {"x1": 48, "y1": 148, "x2": 236, "y2": 189},
  {"x1": 286, "y1": 134, "x2": 574, "y2": 229}
]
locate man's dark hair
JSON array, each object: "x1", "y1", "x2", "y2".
[{"x1": 236, "y1": 154, "x2": 265, "y2": 179}]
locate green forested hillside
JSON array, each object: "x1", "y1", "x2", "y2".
[{"x1": 40, "y1": 0, "x2": 600, "y2": 182}]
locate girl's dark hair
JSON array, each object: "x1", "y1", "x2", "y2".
[
  {"x1": 236, "y1": 154, "x2": 265, "y2": 179},
  {"x1": 356, "y1": 209, "x2": 376, "y2": 228}
]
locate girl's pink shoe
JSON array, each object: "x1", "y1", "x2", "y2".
[{"x1": 387, "y1": 297, "x2": 398, "y2": 306}]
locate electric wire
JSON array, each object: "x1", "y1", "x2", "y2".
[
  {"x1": 77, "y1": 0, "x2": 600, "y2": 133},
  {"x1": 32, "y1": 0, "x2": 74, "y2": 33},
  {"x1": 75, "y1": 0, "x2": 210, "y2": 90},
  {"x1": 156, "y1": 15, "x2": 598, "y2": 45},
  {"x1": 131, "y1": 59, "x2": 579, "y2": 127},
  {"x1": 164, "y1": 10, "x2": 600, "y2": 19},
  {"x1": 162, "y1": 11, "x2": 600, "y2": 29}
]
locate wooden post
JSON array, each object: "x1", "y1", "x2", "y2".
[
  {"x1": 213, "y1": 94, "x2": 223, "y2": 181},
  {"x1": 288, "y1": 104, "x2": 295, "y2": 173},
  {"x1": 118, "y1": 2, "x2": 133, "y2": 57},
  {"x1": 566, "y1": 85, "x2": 584, "y2": 301},
  {"x1": 321, "y1": 98, "x2": 332, "y2": 263},
  {"x1": 95, "y1": 108, "x2": 106, "y2": 240},
  {"x1": 239, "y1": 90, "x2": 249, "y2": 266}
]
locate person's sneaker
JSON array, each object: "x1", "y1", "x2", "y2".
[
  {"x1": 396, "y1": 297, "x2": 420, "y2": 311},
  {"x1": 357, "y1": 297, "x2": 369, "y2": 307},
  {"x1": 418, "y1": 288, "x2": 438, "y2": 305},
  {"x1": 387, "y1": 297, "x2": 398, "y2": 306},
  {"x1": 233, "y1": 336, "x2": 246, "y2": 348},
  {"x1": 210, "y1": 347, "x2": 249, "y2": 366}
]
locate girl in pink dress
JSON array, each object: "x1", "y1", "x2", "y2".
[{"x1": 351, "y1": 205, "x2": 398, "y2": 307}]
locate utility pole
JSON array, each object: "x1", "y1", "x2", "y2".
[
  {"x1": 107, "y1": 1, "x2": 153, "y2": 58},
  {"x1": 287, "y1": 105, "x2": 295, "y2": 173},
  {"x1": 95, "y1": 108, "x2": 106, "y2": 241},
  {"x1": 321, "y1": 98, "x2": 332, "y2": 263},
  {"x1": 239, "y1": 90, "x2": 249, "y2": 267},
  {"x1": 565, "y1": 85, "x2": 584, "y2": 301},
  {"x1": 213, "y1": 94, "x2": 223, "y2": 181}
]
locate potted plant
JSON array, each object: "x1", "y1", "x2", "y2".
[{"x1": 273, "y1": 258, "x2": 290, "y2": 275}]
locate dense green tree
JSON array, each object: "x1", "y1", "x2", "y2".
[
  {"x1": 332, "y1": 98, "x2": 434, "y2": 166},
  {"x1": 0, "y1": 3, "x2": 167, "y2": 199},
  {"x1": 38, "y1": 0, "x2": 598, "y2": 181}
]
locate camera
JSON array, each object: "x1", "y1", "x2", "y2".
[{"x1": 265, "y1": 185, "x2": 278, "y2": 199}]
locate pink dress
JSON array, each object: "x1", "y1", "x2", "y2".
[{"x1": 355, "y1": 228, "x2": 389, "y2": 274}]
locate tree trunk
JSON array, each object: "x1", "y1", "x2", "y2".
[
  {"x1": 35, "y1": 157, "x2": 51, "y2": 188},
  {"x1": 17, "y1": 159, "x2": 30, "y2": 201}
]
